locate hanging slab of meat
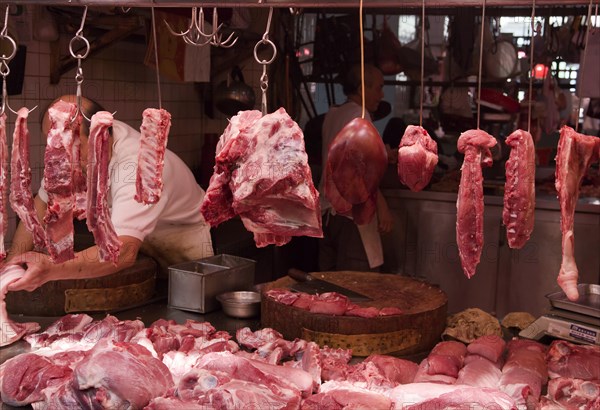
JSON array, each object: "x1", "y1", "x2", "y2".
[
  {"x1": 71, "y1": 111, "x2": 87, "y2": 220},
  {"x1": 201, "y1": 108, "x2": 322, "y2": 247},
  {"x1": 135, "y1": 108, "x2": 171, "y2": 205},
  {"x1": 397, "y1": 125, "x2": 439, "y2": 192},
  {"x1": 456, "y1": 129, "x2": 497, "y2": 278},
  {"x1": 9, "y1": 107, "x2": 46, "y2": 251},
  {"x1": 503, "y1": 129, "x2": 536, "y2": 249},
  {"x1": 43, "y1": 100, "x2": 79, "y2": 263},
  {"x1": 0, "y1": 113, "x2": 7, "y2": 260},
  {"x1": 0, "y1": 265, "x2": 40, "y2": 347},
  {"x1": 325, "y1": 117, "x2": 387, "y2": 225},
  {"x1": 555, "y1": 126, "x2": 600, "y2": 300},
  {"x1": 86, "y1": 111, "x2": 121, "y2": 263}
]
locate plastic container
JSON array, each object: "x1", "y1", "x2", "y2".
[{"x1": 168, "y1": 254, "x2": 256, "y2": 313}]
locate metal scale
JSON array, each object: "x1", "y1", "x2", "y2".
[{"x1": 519, "y1": 284, "x2": 600, "y2": 346}]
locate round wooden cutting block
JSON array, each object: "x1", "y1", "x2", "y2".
[
  {"x1": 6, "y1": 255, "x2": 158, "y2": 316},
  {"x1": 261, "y1": 271, "x2": 448, "y2": 357}
]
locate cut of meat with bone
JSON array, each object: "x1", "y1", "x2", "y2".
[
  {"x1": 456, "y1": 129, "x2": 497, "y2": 278},
  {"x1": 86, "y1": 111, "x2": 121, "y2": 263},
  {"x1": 0, "y1": 114, "x2": 7, "y2": 260},
  {"x1": 0, "y1": 265, "x2": 40, "y2": 347},
  {"x1": 547, "y1": 340, "x2": 600, "y2": 380},
  {"x1": 135, "y1": 108, "x2": 171, "y2": 204},
  {"x1": 10, "y1": 107, "x2": 46, "y2": 251},
  {"x1": 397, "y1": 125, "x2": 439, "y2": 192},
  {"x1": 555, "y1": 126, "x2": 600, "y2": 300},
  {"x1": 43, "y1": 100, "x2": 79, "y2": 263},
  {"x1": 503, "y1": 129, "x2": 535, "y2": 249},
  {"x1": 201, "y1": 108, "x2": 322, "y2": 247}
]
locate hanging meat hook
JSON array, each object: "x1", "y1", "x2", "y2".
[
  {"x1": 253, "y1": 7, "x2": 277, "y2": 115},
  {"x1": 207, "y1": 8, "x2": 238, "y2": 48},
  {"x1": 69, "y1": 6, "x2": 91, "y2": 123},
  {"x1": 0, "y1": 6, "x2": 36, "y2": 116}
]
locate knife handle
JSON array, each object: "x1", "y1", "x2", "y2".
[{"x1": 287, "y1": 268, "x2": 313, "y2": 282}]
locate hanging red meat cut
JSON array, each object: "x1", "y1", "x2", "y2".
[
  {"x1": 397, "y1": 125, "x2": 438, "y2": 192},
  {"x1": 555, "y1": 126, "x2": 600, "y2": 300},
  {"x1": 503, "y1": 129, "x2": 536, "y2": 249},
  {"x1": 72, "y1": 110, "x2": 87, "y2": 220},
  {"x1": 201, "y1": 108, "x2": 322, "y2": 247},
  {"x1": 325, "y1": 118, "x2": 387, "y2": 224},
  {"x1": 43, "y1": 100, "x2": 79, "y2": 263},
  {"x1": 9, "y1": 107, "x2": 46, "y2": 251},
  {"x1": 135, "y1": 108, "x2": 171, "y2": 204},
  {"x1": 456, "y1": 129, "x2": 497, "y2": 278},
  {"x1": 86, "y1": 111, "x2": 121, "y2": 263},
  {"x1": 0, "y1": 113, "x2": 7, "y2": 260},
  {"x1": 0, "y1": 265, "x2": 40, "y2": 347}
]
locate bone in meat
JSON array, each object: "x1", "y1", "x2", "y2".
[
  {"x1": 0, "y1": 114, "x2": 7, "y2": 259},
  {"x1": 86, "y1": 111, "x2": 121, "y2": 263},
  {"x1": 135, "y1": 108, "x2": 171, "y2": 204},
  {"x1": 397, "y1": 125, "x2": 439, "y2": 192},
  {"x1": 555, "y1": 126, "x2": 599, "y2": 300},
  {"x1": 43, "y1": 100, "x2": 79, "y2": 263},
  {"x1": 0, "y1": 265, "x2": 40, "y2": 347},
  {"x1": 456, "y1": 129, "x2": 497, "y2": 278},
  {"x1": 9, "y1": 107, "x2": 46, "y2": 251},
  {"x1": 503, "y1": 129, "x2": 536, "y2": 249}
]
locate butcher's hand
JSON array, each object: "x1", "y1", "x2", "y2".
[
  {"x1": 376, "y1": 191, "x2": 394, "y2": 234},
  {"x1": 6, "y1": 252, "x2": 53, "y2": 292}
]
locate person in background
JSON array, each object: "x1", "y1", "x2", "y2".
[
  {"x1": 4, "y1": 95, "x2": 213, "y2": 292},
  {"x1": 318, "y1": 64, "x2": 394, "y2": 272}
]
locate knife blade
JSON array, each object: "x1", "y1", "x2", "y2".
[{"x1": 287, "y1": 269, "x2": 372, "y2": 302}]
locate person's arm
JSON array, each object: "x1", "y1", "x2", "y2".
[
  {"x1": 5, "y1": 195, "x2": 47, "y2": 262},
  {"x1": 7, "y1": 235, "x2": 142, "y2": 292},
  {"x1": 376, "y1": 190, "x2": 393, "y2": 234}
]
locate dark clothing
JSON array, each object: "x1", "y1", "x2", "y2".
[{"x1": 318, "y1": 212, "x2": 380, "y2": 272}]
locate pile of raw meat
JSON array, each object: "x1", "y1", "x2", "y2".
[
  {"x1": 201, "y1": 108, "x2": 322, "y2": 247},
  {"x1": 266, "y1": 289, "x2": 403, "y2": 317},
  {"x1": 1, "y1": 313, "x2": 598, "y2": 409}
]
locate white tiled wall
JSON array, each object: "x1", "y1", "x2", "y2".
[{"x1": 5, "y1": 25, "x2": 268, "y2": 247}]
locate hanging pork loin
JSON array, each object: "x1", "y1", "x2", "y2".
[{"x1": 0, "y1": 114, "x2": 7, "y2": 260}]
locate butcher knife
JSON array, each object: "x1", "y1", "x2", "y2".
[{"x1": 287, "y1": 269, "x2": 372, "y2": 302}]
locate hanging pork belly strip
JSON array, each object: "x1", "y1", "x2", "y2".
[
  {"x1": 555, "y1": 126, "x2": 600, "y2": 300},
  {"x1": 9, "y1": 107, "x2": 46, "y2": 251},
  {"x1": 0, "y1": 114, "x2": 7, "y2": 260},
  {"x1": 456, "y1": 129, "x2": 497, "y2": 279},
  {"x1": 72, "y1": 110, "x2": 87, "y2": 220},
  {"x1": 503, "y1": 129, "x2": 536, "y2": 249},
  {"x1": 43, "y1": 101, "x2": 79, "y2": 263},
  {"x1": 135, "y1": 108, "x2": 171, "y2": 205},
  {"x1": 86, "y1": 111, "x2": 121, "y2": 263}
]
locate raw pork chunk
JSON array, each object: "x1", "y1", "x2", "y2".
[
  {"x1": 397, "y1": 125, "x2": 438, "y2": 192},
  {"x1": 503, "y1": 129, "x2": 535, "y2": 249},
  {"x1": 201, "y1": 108, "x2": 322, "y2": 247},
  {"x1": 0, "y1": 265, "x2": 40, "y2": 346},
  {"x1": 456, "y1": 129, "x2": 497, "y2": 278},
  {"x1": 0, "y1": 114, "x2": 7, "y2": 259}
]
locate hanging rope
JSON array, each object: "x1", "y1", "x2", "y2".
[
  {"x1": 476, "y1": 0, "x2": 487, "y2": 130},
  {"x1": 528, "y1": 0, "x2": 536, "y2": 134},
  {"x1": 419, "y1": 0, "x2": 426, "y2": 127},
  {"x1": 151, "y1": 7, "x2": 163, "y2": 110},
  {"x1": 359, "y1": 0, "x2": 365, "y2": 119}
]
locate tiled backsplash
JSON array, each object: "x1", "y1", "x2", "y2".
[{"x1": 3, "y1": 10, "x2": 265, "y2": 244}]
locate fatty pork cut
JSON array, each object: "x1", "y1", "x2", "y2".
[
  {"x1": 135, "y1": 108, "x2": 171, "y2": 204},
  {"x1": 43, "y1": 100, "x2": 80, "y2": 263},
  {"x1": 503, "y1": 129, "x2": 535, "y2": 249},
  {"x1": 0, "y1": 265, "x2": 40, "y2": 347},
  {"x1": 10, "y1": 107, "x2": 46, "y2": 251},
  {"x1": 456, "y1": 129, "x2": 497, "y2": 278},
  {"x1": 325, "y1": 117, "x2": 387, "y2": 224},
  {"x1": 555, "y1": 126, "x2": 600, "y2": 300},
  {"x1": 201, "y1": 108, "x2": 322, "y2": 247},
  {"x1": 86, "y1": 111, "x2": 121, "y2": 263},
  {"x1": 0, "y1": 113, "x2": 7, "y2": 259},
  {"x1": 397, "y1": 125, "x2": 438, "y2": 192}
]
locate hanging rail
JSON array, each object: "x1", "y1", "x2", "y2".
[{"x1": 3, "y1": 0, "x2": 593, "y2": 8}]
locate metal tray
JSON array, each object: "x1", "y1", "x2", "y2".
[{"x1": 546, "y1": 284, "x2": 600, "y2": 318}]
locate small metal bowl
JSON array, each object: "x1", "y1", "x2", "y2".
[{"x1": 216, "y1": 291, "x2": 261, "y2": 318}]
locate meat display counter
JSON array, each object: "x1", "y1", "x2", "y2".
[{"x1": 382, "y1": 188, "x2": 600, "y2": 319}]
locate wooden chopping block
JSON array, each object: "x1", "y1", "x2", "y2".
[
  {"x1": 261, "y1": 271, "x2": 447, "y2": 357},
  {"x1": 6, "y1": 255, "x2": 158, "y2": 316}
]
